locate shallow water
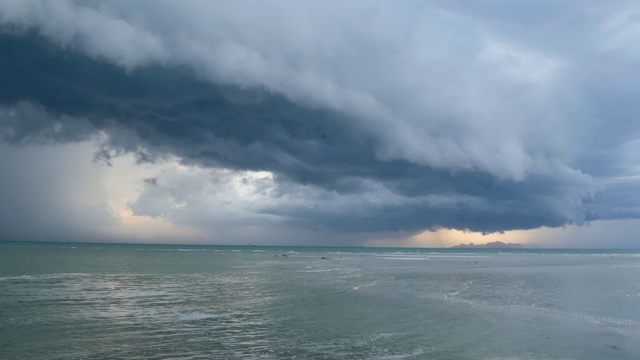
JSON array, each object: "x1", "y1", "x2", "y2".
[{"x1": 1, "y1": 244, "x2": 639, "y2": 359}]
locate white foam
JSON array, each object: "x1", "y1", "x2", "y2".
[
  {"x1": 297, "y1": 268, "x2": 342, "y2": 273},
  {"x1": 353, "y1": 280, "x2": 377, "y2": 290}
]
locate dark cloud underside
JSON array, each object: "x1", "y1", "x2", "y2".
[
  {"x1": 0, "y1": 31, "x2": 595, "y2": 234},
  {"x1": 4, "y1": 0, "x2": 640, "y2": 246}
]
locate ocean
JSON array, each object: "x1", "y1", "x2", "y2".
[{"x1": 1, "y1": 243, "x2": 639, "y2": 359}]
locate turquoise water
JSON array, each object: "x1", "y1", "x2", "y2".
[{"x1": 1, "y1": 243, "x2": 639, "y2": 359}]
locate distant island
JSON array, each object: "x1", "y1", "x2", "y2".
[{"x1": 450, "y1": 241, "x2": 525, "y2": 249}]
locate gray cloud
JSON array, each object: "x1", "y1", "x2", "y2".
[
  {"x1": 125, "y1": 162, "x2": 592, "y2": 235},
  {"x1": 1, "y1": 1, "x2": 640, "y2": 243},
  {"x1": 0, "y1": 1, "x2": 577, "y2": 178}
]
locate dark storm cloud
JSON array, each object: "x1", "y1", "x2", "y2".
[
  {"x1": 1, "y1": 0, "x2": 638, "y2": 239},
  {"x1": 0, "y1": 32, "x2": 380, "y2": 182},
  {"x1": 0, "y1": 31, "x2": 594, "y2": 233}
]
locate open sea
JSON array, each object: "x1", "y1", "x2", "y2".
[{"x1": 1, "y1": 243, "x2": 639, "y2": 359}]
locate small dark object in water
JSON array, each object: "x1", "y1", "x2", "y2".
[
  {"x1": 321, "y1": 257, "x2": 327, "y2": 260},
  {"x1": 274, "y1": 255, "x2": 278, "y2": 257},
  {"x1": 282, "y1": 254, "x2": 287, "y2": 257}
]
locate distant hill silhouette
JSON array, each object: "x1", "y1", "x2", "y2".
[{"x1": 450, "y1": 241, "x2": 524, "y2": 249}]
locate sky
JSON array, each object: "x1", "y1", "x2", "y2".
[{"x1": 1, "y1": 0, "x2": 640, "y2": 248}]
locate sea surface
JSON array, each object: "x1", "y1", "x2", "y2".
[{"x1": 1, "y1": 243, "x2": 639, "y2": 359}]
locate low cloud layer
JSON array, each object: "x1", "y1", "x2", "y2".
[{"x1": 1, "y1": 1, "x2": 640, "y2": 245}]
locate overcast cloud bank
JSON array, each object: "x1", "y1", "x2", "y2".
[{"x1": 1, "y1": 1, "x2": 640, "y2": 246}]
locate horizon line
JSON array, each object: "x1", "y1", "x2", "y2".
[{"x1": 1, "y1": 240, "x2": 638, "y2": 251}]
